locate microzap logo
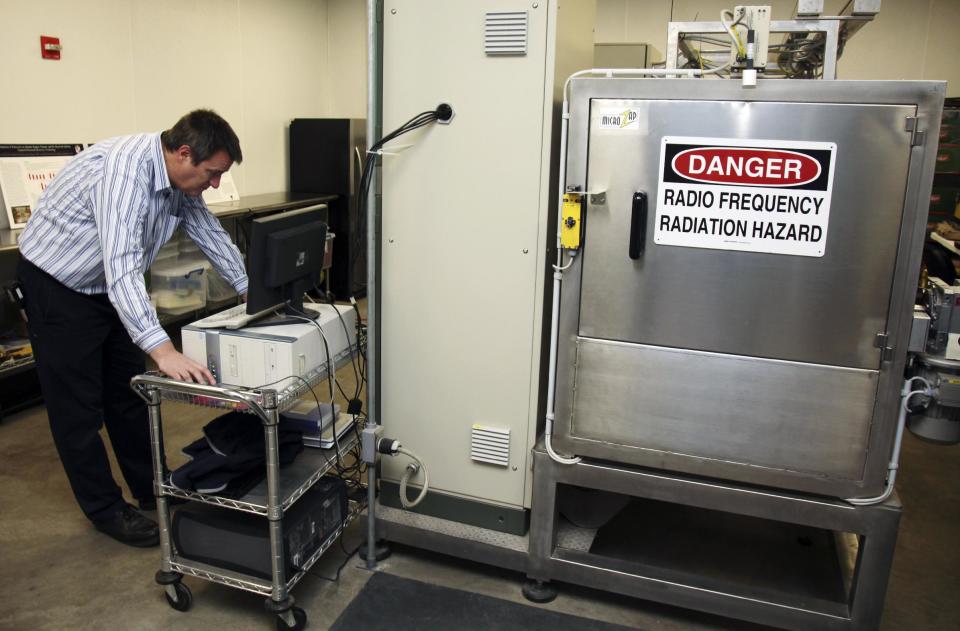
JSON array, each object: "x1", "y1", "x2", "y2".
[
  {"x1": 671, "y1": 147, "x2": 821, "y2": 187},
  {"x1": 599, "y1": 109, "x2": 639, "y2": 129}
]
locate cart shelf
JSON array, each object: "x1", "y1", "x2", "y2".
[
  {"x1": 134, "y1": 345, "x2": 355, "y2": 413},
  {"x1": 168, "y1": 500, "x2": 362, "y2": 597},
  {"x1": 161, "y1": 431, "x2": 360, "y2": 516}
]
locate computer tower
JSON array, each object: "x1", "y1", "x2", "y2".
[
  {"x1": 172, "y1": 476, "x2": 348, "y2": 580},
  {"x1": 181, "y1": 303, "x2": 357, "y2": 388},
  {"x1": 289, "y1": 118, "x2": 366, "y2": 298}
]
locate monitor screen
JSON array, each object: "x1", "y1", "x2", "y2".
[{"x1": 246, "y1": 204, "x2": 327, "y2": 315}]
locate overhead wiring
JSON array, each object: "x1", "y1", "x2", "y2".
[{"x1": 720, "y1": 9, "x2": 746, "y2": 59}]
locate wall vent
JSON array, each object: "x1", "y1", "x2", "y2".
[
  {"x1": 471, "y1": 424, "x2": 511, "y2": 467},
  {"x1": 484, "y1": 11, "x2": 528, "y2": 56}
]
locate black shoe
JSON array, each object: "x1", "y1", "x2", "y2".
[
  {"x1": 138, "y1": 496, "x2": 188, "y2": 512},
  {"x1": 93, "y1": 504, "x2": 160, "y2": 547}
]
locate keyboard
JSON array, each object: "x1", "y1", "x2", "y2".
[{"x1": 190, "y1": 303, "x2": 280, "y2": 329}]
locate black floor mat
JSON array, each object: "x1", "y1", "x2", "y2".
[{"x1": 331, "y1": 571, "x2": 639, "y2": 631}]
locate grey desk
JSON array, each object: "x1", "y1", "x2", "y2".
[{"x1": 207, "y1": 192, "x2": 335, "y2": 220}]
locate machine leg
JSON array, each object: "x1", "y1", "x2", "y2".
[
  {"x1": 848, "y1": 505, "x2": 901, "y2": 630},
  {"x1": 522, "y1": 579, "x2": 558, "y2": 604},
  {"x1": 528, "y1": 449, "x2": 560, "y2": 579}
]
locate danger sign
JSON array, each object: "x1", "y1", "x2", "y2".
[{"x1": 654, "y1": 136, "x2": 836, "y2": 257}]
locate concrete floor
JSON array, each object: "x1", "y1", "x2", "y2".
[{"x1": 1, "y1": 364, "x2": 958, "y2": 630}]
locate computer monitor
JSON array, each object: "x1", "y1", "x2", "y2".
[{"x1": 246, "y1": 204, "x2": 327, "y2": 315}]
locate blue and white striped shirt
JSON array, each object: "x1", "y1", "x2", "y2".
[{"x1": 19, "y1": 133, "x2": 248, "y2": 353}]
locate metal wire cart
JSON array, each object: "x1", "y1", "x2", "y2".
[{"x1": 131, "y1": 361, "x2": 362, "y2": 631}]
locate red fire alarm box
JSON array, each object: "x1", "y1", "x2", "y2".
[{"x1": 41, "y1": 36, "x2": 61, "y2": 60}]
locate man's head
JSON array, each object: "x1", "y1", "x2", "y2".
[{"x1": 161, "y1": 109, "x2": 242, "y2": 197}]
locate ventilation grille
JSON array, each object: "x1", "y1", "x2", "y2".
[
  {"x1": 485, "y1": 11, "x2": 528, "y2": 56},
  {"x1": 471, "y1": 425, "x2": 511, "y2": 467}
]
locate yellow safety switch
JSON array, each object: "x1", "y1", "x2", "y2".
[{"x1": 561, "y1": 193, "x2": 582, "y2": 249}]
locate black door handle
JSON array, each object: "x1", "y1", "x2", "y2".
[{"x1": 629, "y1": 192, "x2": 647, "y2": 259}]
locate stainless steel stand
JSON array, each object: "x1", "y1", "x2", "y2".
[{"x1": 527, "y1": 444, "x2": 901, "y2": 631}]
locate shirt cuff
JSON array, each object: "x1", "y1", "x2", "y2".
[
  {"x1": 137, "y1": 324, "x2": 171, "y2": 354},
  {"x1": 232, "y1": 276, "x2": 249, "y2": 295}
]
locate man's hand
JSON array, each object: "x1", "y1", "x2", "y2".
[{"x1": 149, "y1": 341, "x2": 215, "y2": 384}]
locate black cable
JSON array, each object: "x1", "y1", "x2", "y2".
[
  {"x1": 284, "y1": 308, "x2": 344, "y2": 461},
  {"x1": 351, "y1": 107, "x2": 448, "y2": 290},
  {"x1": 242, "y1": 373, "x2": 351, "y2": 482},
  {"x1": 329, "y1": 294, "x2": 365, "y2": 402},
  {"x1": 289, "y1": 373, "x2": 364, "y2": 490},
  {"x1": 352, "y1": 301, "x2": 366, "y2": 396},
  {"x1": 286, "y1": 306, "x2": 335, "y2": 399},
  {"x1": 284, "y1": 307, "x2": 366, "y2": 489},
  {"x1": 291, "y1": 530, "x2": 365, "y2": 583},
  {"x1": 242, "y1": 307, "x2": 366, "y2": 487},
  {"x1": 312, "y1": 290, "x2": 362, "y2": 397},
  {"x1": 354, "y1": 113, "x2": 435, "y2": 258}
]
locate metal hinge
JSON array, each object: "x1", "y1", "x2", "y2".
[
  {"x1": 905, "y1": 117, "x2": 926, "y2": 146},
  {"x1": 875, "y1": 332, "x2": 894, "y2": 362}
]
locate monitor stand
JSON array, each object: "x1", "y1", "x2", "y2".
[{"x1": 243, "y1": 302, "x2": 321, "y2": 329}]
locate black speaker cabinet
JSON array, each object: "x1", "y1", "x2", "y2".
[{"x1": 289, "y1": 119, "x2": 366, "y2": 298}]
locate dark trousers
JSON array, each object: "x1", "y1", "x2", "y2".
[{"x1": 17, "y1": 257, "x2": 154, "y2": 522}]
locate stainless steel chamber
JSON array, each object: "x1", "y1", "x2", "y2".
[{"x1": 553, "y1": 79, "x2": 945, "y2": 498}]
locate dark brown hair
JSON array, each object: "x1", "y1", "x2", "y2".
[{"x1": 160, "y1": 109, "x2": 242, "y2": 165}]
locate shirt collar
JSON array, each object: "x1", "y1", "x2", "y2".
[{"x1": 151, "y1": 133, "x2": 174, "y2": 195}]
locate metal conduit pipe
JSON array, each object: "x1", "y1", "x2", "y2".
[
  {"x1": 847, "y1": 377, "x2": 934, "y2": 506},
  {"x1": 365, "y1": 0, "x2": 381, "y2": 569}
]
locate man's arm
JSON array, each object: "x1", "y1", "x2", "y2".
[
  {"x1": 180, "y1": 198, "x2": 248, "y2": 296},
  {"x1": 91, "y1": 151, "x2": 215, "y2": 384}
]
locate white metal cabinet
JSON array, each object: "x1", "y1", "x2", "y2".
[{"x1": 379, "y1": 0, "x2": 594, "y2": 521}]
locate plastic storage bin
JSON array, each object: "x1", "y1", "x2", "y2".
[
  {"x1": 151, "y1": 258, "x2": 210, "y2": 315},
  {"x1": 177, "y1": 251, "x2": 239, "y2": 303},
  {"x1": 179, "y1": 241, "x2": 201, "y2": 258},
  {"x1": 205, "y1": 265, "x2": 237, "y2": 302},
  {"x1": 155, "y1": 240, "x2": 180, "y2": 265}
]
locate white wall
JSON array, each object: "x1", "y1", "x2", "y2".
[
  {"x1": 326, "y1": 0, "x2": 368, "y2": 118},
  {"x1": 0, "y1": 0, "x2": 367, "y2": 196},
  {"x1": 595, "y1": 0, "x2": 960, "y2": 95},
  {"x1": 11, "y1": 1, "x2": 953, "y2": 197}
]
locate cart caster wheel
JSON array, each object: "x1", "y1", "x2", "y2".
[
  {"x1": 522, "y1": 579, "x2": 557, "y2": 604},
  {"x1": 276, "y1": 606, "x2": 307, "y2": 631},
  {"x1": 164, "y1": 581, "x2": 192, "y2": 612}
]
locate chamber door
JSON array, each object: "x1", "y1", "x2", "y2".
[{"x1": 579, "y1": 99, "x2": 915, "y2": 370}]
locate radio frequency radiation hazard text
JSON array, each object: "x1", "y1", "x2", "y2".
[{"x1": 654, "y1": 137, "x2": 836, "y2": 257}]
